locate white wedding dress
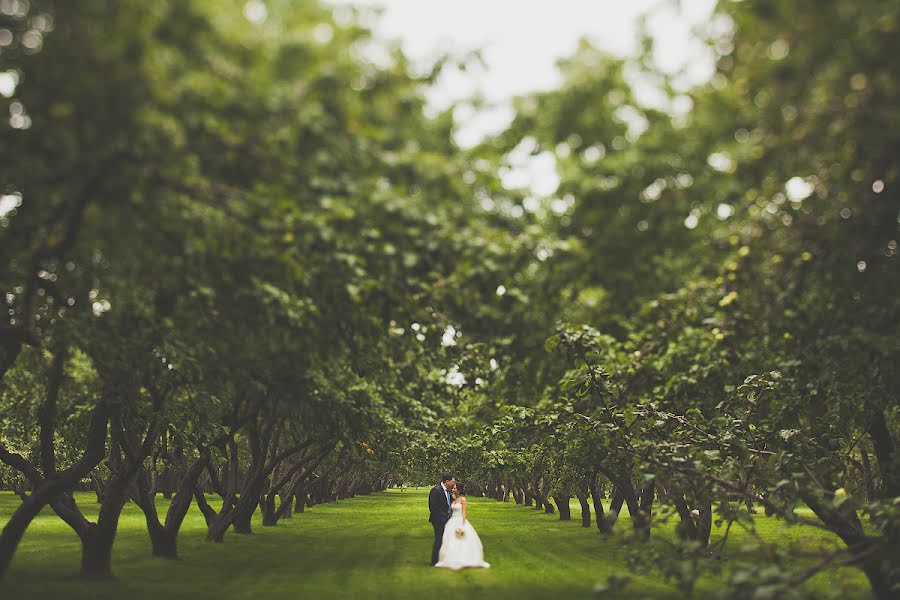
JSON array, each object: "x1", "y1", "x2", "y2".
[{"x1": 434, "y1": 501, "x2": 490, "y2": 570}]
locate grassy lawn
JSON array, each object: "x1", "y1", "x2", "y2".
[{"x1": 0, "y1": 489, "x2": 870, "y2": 599}]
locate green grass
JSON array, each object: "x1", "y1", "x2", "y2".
[{"x1": 0, "y1": 489, "x2": 870, "y2": 599}]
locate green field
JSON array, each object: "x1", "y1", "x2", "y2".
[{"x1": 0, "y1": 489, "x2": 870, "y2": 599}]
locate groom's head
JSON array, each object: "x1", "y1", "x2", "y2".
[{"x1": 441, "y1": 473, "x2": 456, "y2": 488}]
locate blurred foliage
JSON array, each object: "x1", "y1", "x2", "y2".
[{"x1": 0, "y1": 0, "x2": 897, "y2": 597}]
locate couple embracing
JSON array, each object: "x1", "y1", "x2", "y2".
[{"x1": 428, "y1": 474, "x2": 490, "y2": 570}]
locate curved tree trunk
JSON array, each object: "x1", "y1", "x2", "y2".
[
  {"x1": 147, "y1": 522, "x2": 178, "y2": 559},
  {"x1": 133, "y1": 453, "x2": 208, "y2": 558},
  {"x1": 672, "y1": 493, "x2": 699, "y2": 541},
  {"x1": 634, "y1": 481, "x2": 655, "y2": 540},
  {"x1": 607, "y1": 487, "x2": 626, "y2": 528},
  {"x1": 0, "y1": 403, "x2": 108, "y2": 579},
  {"x1": 80, "y1": 477, "x2": 130, "y2": 580},
  {"x1": 696, "y1": 500, "x2": 712, "y2": 547},
  {"x1": 0, "y1": 479, "x2": 68, "y2": 577},
  {"x1": 553, "y1": 495, "x2": 571, "y2": 520},
  {"x1": 294, "y1": 486, "x2": 307, "y2": 513},
  {"x1": 589, "y1": 472, "x2": 611, "y2": 534},
  {"x1": 577, "y1": 493, "x2": 591, "y2": 527}
]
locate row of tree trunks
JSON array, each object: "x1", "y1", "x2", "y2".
[
  {"x1": 494, "y1": 468, "x2": 659, "y2": 538},
  {"x1": 261, "y1": 447, "x2": 331, "y2": 527},
  {"x1": 192, "y1": 402, "x2": 312, "y2": 541},
  {"x1": 55, "y1": 384, "x2": 165, "y2": 579}
]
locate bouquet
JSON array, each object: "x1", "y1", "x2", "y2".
[{"x1": 454, "y1": 527, "x2": 465, "y2": 539}]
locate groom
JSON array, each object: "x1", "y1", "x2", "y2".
[{"x1": 428, "y1": 473, "x2": 455, "y2": 565}]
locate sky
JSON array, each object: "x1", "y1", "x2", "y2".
[{"x1": 343, "y1": 0, "x2": 719, "y2": 148}]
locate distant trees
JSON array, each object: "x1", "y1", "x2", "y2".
[{"x1": 1, "y1": 0, "x2": 897, "y2": 597}]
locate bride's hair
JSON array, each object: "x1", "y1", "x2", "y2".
[{"x1": 452, "y1": 483, "x2": 464, "y2": 497}]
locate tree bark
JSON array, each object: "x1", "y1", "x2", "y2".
[
  {"x1": 147, "y1": 520, "x2": 178, "y2": 559},
  {"x1": 294, "y1": 486, "x2": 307, "y2": 513},
  {"x1": 80, "y1": 475, "x2": 131, "y2": 579},
  {"x1": 607, "y1": 487, "x2": 625, "y2": 528},
  {"x1": 672, "y1": 493, "x2": 699, "y2": 541},
  {"x1": 695, "y1": 500, "x2": 712, "y2": 547},
  {"x1": 0, "y1": 403, "x2": 108, "y2": 579},
  {"x1": 553, "y1": 495, "x2": 571, "y2": 520},
  {"x1": 577, "y1": 493, "x2": 591, "y2": 527},
  {"x1": 589, "y1": 472, "x2": 610, "y2": 534},
  {"x1": 231, "y1": 506, "x2": 254, "y2": 534},
  {"x1": 634, "y1": 481, "x2": 655, "y2": 539},
  {"x1": 133, "y1": 453, "x2": 208, "y2": 558},
  {"x1": 802, "y1": 490, "x2": 891, "y2": 599},
  {"x1": 0, "y1": 479, "x2": 70, "y2": 577},
  {"x1": 267, "y1": 451, "x2": 329, "y2": 526},
  {"x1": 0, "y1": 342, "x2": 23, "y2": 384},
  {"x1": 867, "y1": 411, "x2": 897, "y2": 498},
  {"x1": 860, "y1": 448, "x2": 875, "y2": 502}
]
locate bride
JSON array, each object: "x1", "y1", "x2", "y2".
[{"x1": 434, "y1": 484, "x2": 490, "y2": 570}]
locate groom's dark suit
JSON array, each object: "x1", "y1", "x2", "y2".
[{"x1": 428, "y1": 483, "x2": 453, "y2": 565}]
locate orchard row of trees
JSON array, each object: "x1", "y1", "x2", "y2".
[
  {"x1": 0, "y1": 0, "x2": 525, "y2": 580},
  {"x1": 0, "y1": 0, "x2": 897, "y2": 599},
  {"x1": 395, "y1": 1, "x2": 898, "y2": 598}
]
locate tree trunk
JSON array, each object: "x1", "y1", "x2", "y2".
[
  {"x1": 0, "y1": 342, "x2": 23, "y2": 384},
  {"x1": 231, "y1": 504, "x2": 254, "y2": 534},
  {"x1": 0, "y1": 480, "x2": 63, "y2": 577},
  {"x1": 577, "y1": 494, "x2": 591, "y2": 527},
  {"x1": 607, "y1": 487, "x2": 625, "y2": 528},
  {"x1": 696, "y1": 500, "x2": 712, "y2": 547},
  {"x1": 801, "y1": 490, "x2": 892, "y2": 598},
  {"x1": 860, "y1": 448, "x2": 875, "y2": 502},
  {"x1": 553, "y1": 495, "x2": 571, "y2": 520},
  {"x1": 672, "y1": 494, "x2": 699, "y2": 541},
  {"x1": 12, "y1": 479, "x2": 29, "y2": 501},
  {"x1": 80, "y1": 481, "x2": 130, "y2": 580},
  {"x1": 206, "y1": 510, "x2": 233, "y2": 543},
  {"x1": 0, "y1": 403, "x2": 108, "y2": 579},
  {"x1": 261, "y1": 493, "x2": 278, "y2": 527},
  {"x1": 277, "y1": 493, "x2": 294, "y2": 520},
  {"x1": 146, "y1": 520, "x2": 178, "y2": 559},
  {"x1": 589, "y1": 473, "x2": 610, "y2": 534},
  {"x1": 294, "y1": 487, "x2": 306, "y2": 513},
  {"x1": 160, "y1": 465, "x2": 175, "y2": 500},
  {"x1": 91, "y1": 474, "x2": 105, "y2": 503},
  {"x1": 867, "y1": 410, "x2": 897, "y2": 498},
  {"x1": 133, "y1": 454, "x2": 207, "y2": 559},
  {"x1": 634, "y1": 481, "x2": 655, "y2": 539}
]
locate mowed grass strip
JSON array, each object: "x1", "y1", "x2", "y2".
[{"x1": 0, "y1": 489, "x2": 870, "y2": 599}]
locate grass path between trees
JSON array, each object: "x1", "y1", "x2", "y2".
[{"x1": 0, "y1": 489, "x2": 869, "y2": 599}]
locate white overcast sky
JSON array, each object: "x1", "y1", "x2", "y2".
[{"x1": 341, "y1": 0, "x2": 718, "y2": 148}]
